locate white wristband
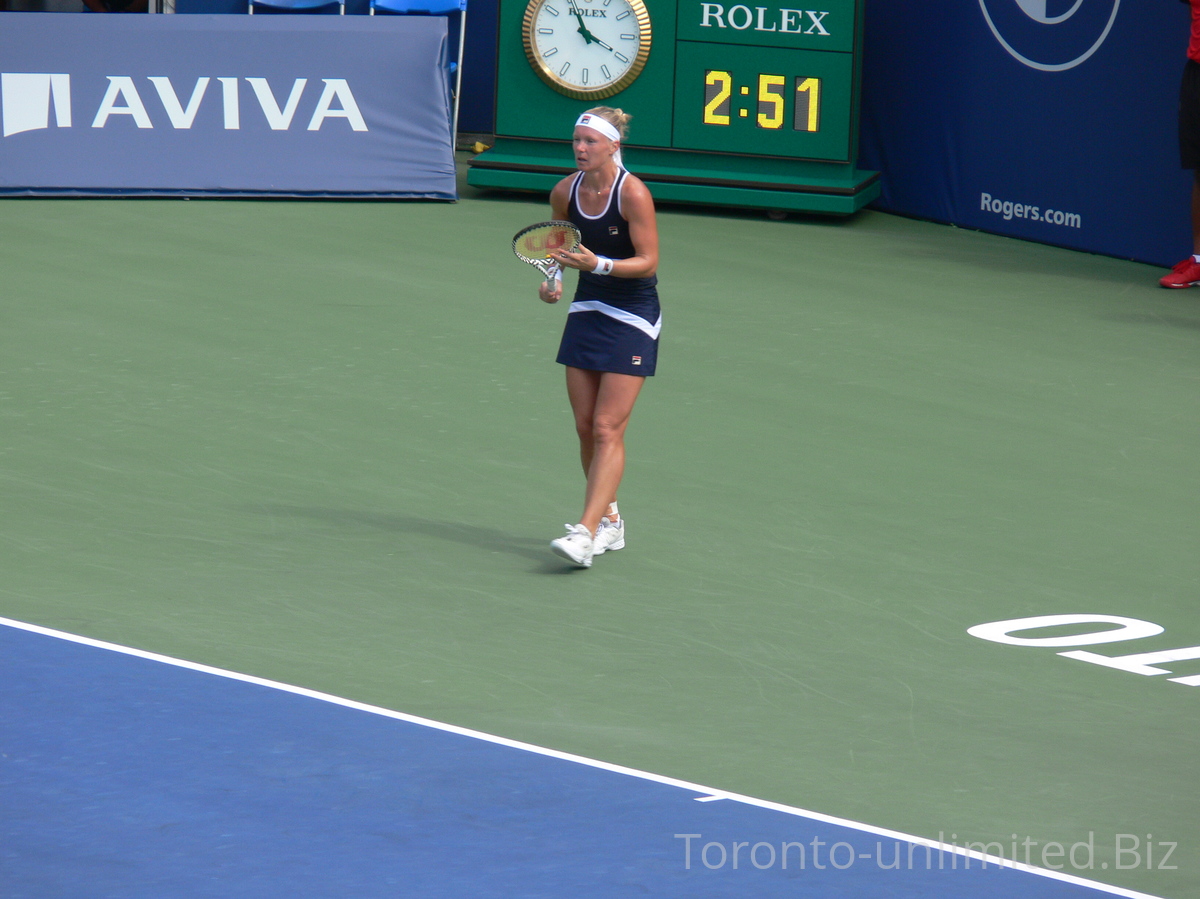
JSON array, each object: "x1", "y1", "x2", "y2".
[{"x1": 592, "y1": 256, "x2": 615, "y2": 276}]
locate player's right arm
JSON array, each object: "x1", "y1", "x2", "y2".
[
  {"x1": 549, "y1": 175, "x2": 572, "y2": 220},
  {"x1": 539, "y1": 176, "x2": 575, "y2": 303}
]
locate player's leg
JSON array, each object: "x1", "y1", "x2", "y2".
[
  {"x1": 553, "y1": 367, "x2": 642, "y2": 565},
  {"x1": 565, "y1": 365, "x2": 626, "y2": 521},
  {"x1": 551, "y1": 367, "x2": 605, "y2": 567},
  {"x1": 1192, "y1": 171, "x2": 1200, "y2": 256},
  {"x1": 1163, "y1": 60, "x2": 1200, "y2": 286},
  {"x1": 565, "y1": 366, "x2": 601, "y2": 479},
  {"x1": 578, "y1": 371, "x2": 643, "y2": 537}
]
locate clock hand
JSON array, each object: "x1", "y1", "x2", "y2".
[
  {"x1": 571, "y1": 7, "x2": 616, "y2": 50},
  {"x1": 572, "y1": 9, "x2": 596, "y2": 43},
  {"x1": 575, "y1": 16, "x2": 615, "y2": 50}
]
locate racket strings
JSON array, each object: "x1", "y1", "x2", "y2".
[{"x1": 512, "y1": 221, "x2": 581, "y2": 264}]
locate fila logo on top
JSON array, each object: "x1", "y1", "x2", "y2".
[
  {"x1": 1, "y1": 73, "x2": 367, "y2": 138},
  {"x1": 978, "y1": 0, "x2": 1121, "y2": 72}
]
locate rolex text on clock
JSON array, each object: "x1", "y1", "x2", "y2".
[{"x1": 523, "y1": 0, "x2": 653, "y2": 100}]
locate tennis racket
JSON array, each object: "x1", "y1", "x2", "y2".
[{"x1": 512, "y1": 220, "x2": 582, "y2": 287}]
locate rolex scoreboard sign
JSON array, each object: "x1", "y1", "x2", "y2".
[{"x1": 468, "y1": 0, "x2": 878, "y2": 214}]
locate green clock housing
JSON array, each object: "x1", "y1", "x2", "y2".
[{"x1": 469, "y1": 0, "x2": 878, "y2": 215}]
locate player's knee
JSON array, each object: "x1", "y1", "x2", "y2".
[{"x1": 591, "y1": 415, "x2": 626, "y2": 444}]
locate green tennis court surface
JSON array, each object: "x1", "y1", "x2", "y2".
[{"x1": 1, "y1": 158, "x2": 1196, "y2": 897}]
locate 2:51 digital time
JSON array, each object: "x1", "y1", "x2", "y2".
[{"x1": 703, "y1": 70, "x2": 822, "y2": 132}]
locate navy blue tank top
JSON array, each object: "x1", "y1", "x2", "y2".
[{"x1": 567, "y1": 170, "x2": 658, "y2": 307}]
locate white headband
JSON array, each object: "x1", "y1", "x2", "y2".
[
  {"x1": 575, "y1": 113, "x2": 620, "y2": 142},
  {"x1": 574, "y1": 113, "x2": 625, "y2": 169}
]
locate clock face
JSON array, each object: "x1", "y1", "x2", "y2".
[{"x1": 522, "y1": 0, "x2": 652, "y2": 100}]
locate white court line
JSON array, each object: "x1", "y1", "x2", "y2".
[{"x1": 0, "y1": 615, "x2": 1165, "y2": 899}]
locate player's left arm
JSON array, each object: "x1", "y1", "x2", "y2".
[{"x1": 614, "y1": 175, "x2": 658, "y2": 279}]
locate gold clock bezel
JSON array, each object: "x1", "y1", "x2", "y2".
[{"x1": 522, "y1": 0, "x2": 652, "y2": 101}]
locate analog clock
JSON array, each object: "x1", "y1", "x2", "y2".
[{"x1": 522, "y1": 0, "x2": 652, "y2": 100}]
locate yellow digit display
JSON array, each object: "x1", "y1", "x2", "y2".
[
  {"x1": 756, "y1": 74, "x2": 785, "y2": 129},
  {"x1": 702, "y1": 71, "x2": 822, "y2": 133},
  {"x1": 703, "y1": 70, "x2": 732, "y2": 126},
  {"x1": 795, "y1": 77, "x2": 821, "y2": 132}
]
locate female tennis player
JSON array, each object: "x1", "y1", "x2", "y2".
[{"x1": 540, "y1": 107, "x2": 661, "y2": 568}]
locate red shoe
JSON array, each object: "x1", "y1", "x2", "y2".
[{"x1": 1159, "y1": 257, "x2": 1200, "y2": 288}]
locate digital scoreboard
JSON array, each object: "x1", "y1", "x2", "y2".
[{"x1": 468, "y1": 0, "x2": 877, "y2": 214}]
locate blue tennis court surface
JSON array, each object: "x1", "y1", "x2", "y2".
[{"x1": 0, "y1": 618, "x2": 1161, "y2": 899}]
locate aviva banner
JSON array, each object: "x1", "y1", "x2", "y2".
[
  {"x1": 0, "y1": 14, "x2": 456, "y2": 199},
  {"x1": 857, "y1": 1, "x2": 1188, "y2": 267}
]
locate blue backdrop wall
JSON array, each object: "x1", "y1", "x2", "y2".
[{"x1": 857, "y1": 0, "x2": 1191, "y2": 268}]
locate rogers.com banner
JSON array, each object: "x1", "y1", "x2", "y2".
[
  {"x1": 857, "y1": 1, "x2": 1187, "y2": 267},
  {"x1": 0, "y1": 13, "x2": 456, "y2": 198}
]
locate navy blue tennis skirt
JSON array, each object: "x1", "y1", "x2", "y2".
[{"x1": 556, "y1": 299, "x2": 661, "y2": 376}]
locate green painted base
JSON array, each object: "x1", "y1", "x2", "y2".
[{"x1": 468, "y1": 138, "x2": 880, "y2": 215}]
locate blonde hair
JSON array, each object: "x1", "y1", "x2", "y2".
[{"x1": 584, "y1": 107, "x2": 632, "y2": 141}]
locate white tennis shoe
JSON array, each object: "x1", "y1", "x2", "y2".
[
  {"x1": 551, "y1": 523, "x2": 594, "y2": 568},
  {"x1": 593, "y1": 516, "x2": 625, "y2": 555}
]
